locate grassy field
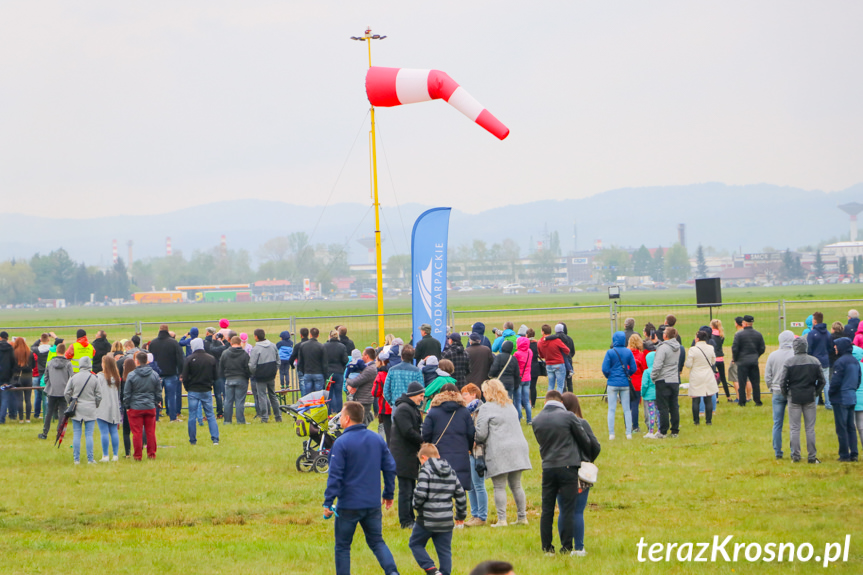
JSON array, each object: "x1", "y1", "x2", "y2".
[{"x1": 1, "y1": 392, "x2": 860, "y2": 574}]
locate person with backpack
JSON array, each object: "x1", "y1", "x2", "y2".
[
  {"x1": 409, "y1": 443, "x2": 467, "y2": 575},
  {"x1": 601, "y1": 331, "x2": 636, "y2": 440}
]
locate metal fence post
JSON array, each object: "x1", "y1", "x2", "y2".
[
  {"x1": 779, "y1": 300, "x2": 785, "y2": 333},
  {"x1": 609, "y1": 302, "x2": 616, "y2": 340}
]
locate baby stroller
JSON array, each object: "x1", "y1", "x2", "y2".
[{"x1": 281, "y1": 388, "x2": 341, "y2": 473}]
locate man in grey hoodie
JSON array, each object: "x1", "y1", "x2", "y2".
[
  {"x1": 249, "y1": 329, "x2": 282, "y2": 423},
  {"x1": 39, "y1": 343, "x2": 74, "y2": 439},
  {"x1": 765, "y1": 330, "x2": 796, "y2": 459},
  {"x1": 652, "y1": 327, "x2": 682, "y2": 438}
]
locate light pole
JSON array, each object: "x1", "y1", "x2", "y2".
[{"x1": 351, "y1": 27, "x2": 387, "y2": 345}]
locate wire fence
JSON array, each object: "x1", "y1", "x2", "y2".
[{"x1": 3, "y1": 298, "x2": 862, "y2": 396}]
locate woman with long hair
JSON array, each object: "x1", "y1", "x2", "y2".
[
  {"x1": 710, "y1": 320, "x2": 731, "y2": 401},
  {"x1": 627, "y1": 334, "x2": 648, "y2": 434},
  {"x1": 559, "y1": 392, "x2": 600, "y2": 557},
  {"x1": 121, "y1": 357, "x2": 137, "y2": 458},
  {"x1": 421, "y1": 383, "x2": 475, "y2": 497},
  {"x1": 95, "y1": 355, "x2": 122, "y2": 461},
  {"x1": 474, "y1": 379, "x2": 532, "y2": 527},
  {"x1": 11, "y1": 337, "x2": 35, "y2": 422}
]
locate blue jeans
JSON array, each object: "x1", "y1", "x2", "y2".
[
  {"x1": 468, "y1": 454, "x2": 488, "y2": 520},
  {"x1": 607, "y1": 386, "x2": 632, "y2": 435},
  {"x1": 698, "y1": 394, "x2": 718, "y2": 413},
  {"x1": 333, "y1": 507, "x2": 398, "y2": 575},
  {"x1": 820, "y1": 367, "x2": 832, "y2": 409},
  {"x1": 224, "y1": 381, "x2": 247, "y2": 424},
  {"x1": 304, "y1": 374, "x2": 326, "y2": 396},
  {"x1": 547, "y1": 364, "x2": 566, "y2": 393},
  {"x1": 187, "y1": 391, "x2": 219, "y2": 444},
  {"x1": 73, "y1": 419, "x2": 96, "y2": 462},
  {"x1": 514, "y1": 382, "x2": 532, "y2": 423},
  {"x1": 558, "y1": 485, "x2": 590, "y2": 551},
  {"x1": 330, "y1": 373, "x2": 344, "y2": 414},
  {"x1": 833, "y1": 404, "x2": 858, "y2": 460},
  {"x1": 213, "y1": 377, "x2": 225, "y2": 417},
  {"x1": 772, "y1": 393, "x2": 788, "y2": 457},
  {"x1": 0, "y1": 388, "x2": 18, "y2": 423},
  {"x1": 409, "y1": 522, "x2": 452, "y2": 575},
  {"x1": 280, "y1": 360, "x2": 292, "y2": 390},
  {"x1": 163, "y1": 376, "x2": 180, "y2": 420},
  {"x1": 97, "y1": 418, "x2": 120, "y2": 458}
]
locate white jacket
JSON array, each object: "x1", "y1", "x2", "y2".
[{"x1": 685, "y1": 341, "x2": 719, "y2": 397}]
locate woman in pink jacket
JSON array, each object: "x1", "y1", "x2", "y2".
[
  {"x1": 853, "y1": 322, "x2": 863, "y2": 349},
  {"x1": 514, "y1": 337, "x2": 534, "y2": 425}
]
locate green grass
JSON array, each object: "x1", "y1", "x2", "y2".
[{"x1": 1, "y1": 395, "x2": 859, "y2": 574}]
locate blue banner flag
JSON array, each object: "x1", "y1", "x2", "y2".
[{"x1": 411, "y1": 207, "x2": 451, "y2": 349}]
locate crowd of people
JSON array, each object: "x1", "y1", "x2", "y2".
[{"x1": 1, "y1": 308, "x2": 861, "y2": 572}]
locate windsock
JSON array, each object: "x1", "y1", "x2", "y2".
[{"x1": 365, "y1": 67, "x2": 509, "y2": 140}]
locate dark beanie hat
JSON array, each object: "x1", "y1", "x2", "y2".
[
  {"x1": 406, "y1": 381, "x2": 425, "y2": 397},
  {"x1": 469, "y1": 332, "x2": 481, "y2": 343},
  {"x1": 76, "y1": 329, "x2": 86, "y2": 339},
  {"x1": 449, "y1": 333, "x2": 462, "y2": 344}
]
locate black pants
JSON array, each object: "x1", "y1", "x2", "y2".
[
  {"x1": 736, "y1": 362, "x2": 762, "y2": 406},
  {"x1": 692, "y1": 397, "x2": 713, "y2": 424},
  {"x1": 716, "y1": 362, "x2": 730, "y2": 398},
  {"x1": 42, "y1": 396, "x2": 67, "y2": 436},
  {"x1": 530, "y1": 374, "x2": 538, "y2": 407},
  {"x1": 565, "y1": 374, "x2": 573, "y2": 393},
  {"x1": 655, "y1": 380, "x2": 680, "y2": 435},
  {"x1": 540, "y1": 466, "x2": 578, "y2": 552},
  {"x1": 380, "y1": 414, "x2": 392, "y2": 444},
  {"x1": 19, "y1": 389, "x2": 31, "y2": 420},
  {"x1": 397, "y1": 476, "x2": 416, "y2": 527},
  {"x1": 122, "y1": 407, "x2": 132, "y2": 456}
]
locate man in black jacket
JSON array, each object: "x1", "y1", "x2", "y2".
[
  {"x1": 91, "y1": 330, "x2": 111, "y2": 374},
  {"x1": 532, "y1": 390, "x2": 592, "y2": 555},
  {"x1": 298, "y1": 327, "x2": 327, "y2": 395},
  {"x1": 465, "y1": 333, "x2": 493, "y2": 386},
  {"x1": 324, "y1": 330, "x2": 349, "y2": 415},
  {"x1": 148, "y1": 325, "x2": 185, "y2": 421},
  {"x1": 389, "y1": 381, "x2": 425, "y2": 528},
  {"x1": 181, "y1": 339, "x2": 219, "y2": 445},
  {"x1": 204, "y1": 329, "x2": 228, "y2": 418},
  {"x1": 781, "y1": 337, "x2": 825, "y2": 463},
  {"x1": 732, "y1": 315, "x2": 767, "y2": 407},
  {"x1": 338, "y1": 326, "x2": 356, "y2": 356},
  {"x1": 414, "y1": 324, "x2": 442, "y2": 363},
  {"x1": 219, "y1": 336, "x2": 252, "y2": 424}
]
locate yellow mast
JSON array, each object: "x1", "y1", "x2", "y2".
[{"x1": 353, "y1": 27, "x2": 387, "y2": 345}]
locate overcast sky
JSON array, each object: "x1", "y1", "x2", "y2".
[{"x1": 1, "y1": 1, "x2": 861, "y2": 218}]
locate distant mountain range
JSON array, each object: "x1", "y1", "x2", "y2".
[{"x1": 2, "y1": 182, "x2": 861, "y2": 266}]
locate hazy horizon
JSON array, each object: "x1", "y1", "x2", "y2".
[{"x1": 2, "y1": 2, "x2": 862, "y2": 218}]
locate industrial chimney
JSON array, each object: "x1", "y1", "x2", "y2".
[
  {"x1": 166, "y1": 237, "x2": 173, "y2": 257},
  {"x1": 112, "y1": 239, "x2": 118, "y2": 264},
  {"x1": 839, "y1": 203, "x2": 863, "y2": 242}
]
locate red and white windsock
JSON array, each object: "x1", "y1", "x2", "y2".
[{"x1": 365, "y1": 67, "x2": 509, "y2": 140}]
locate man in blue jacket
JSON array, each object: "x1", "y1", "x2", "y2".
[
  {"x1": 830, "y1": 338, "x2": 860, "y2": 462},
  {"x1": 806, "y1": 312, "x2": 833, "y2": 409},
  {"x1": 323, "y1": 401, "x2": 400, "y2": 575}
]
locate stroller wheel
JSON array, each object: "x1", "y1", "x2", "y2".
[
  {"x1": 296, "y1": 454, "x2": 314, "y2": 473},
  {"x1": 313, "y1": 454, "x2": 330, "y2": 474}
]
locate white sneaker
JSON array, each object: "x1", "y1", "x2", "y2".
[
  {"x1": 626, "y1": 434, "x2": 632, "y2": 440},
  {"x1": 100, "y1": 456, "x2": 110, "y2": 462},
  {"x1": 571, "y1": 549, "x2": 588, "y2": 557},
  {"x1": 112, "y1": 456, "x2": 119, "y2": 462},
  {"x1": 492, "y1": 520, "x2": 508, "y2": 527},
  {"x1": 643, "y1": 432, "x2": 655, "y2": 439},
  {"x1": 608, "y1": 434, "x2": 615, "y2": 440}
]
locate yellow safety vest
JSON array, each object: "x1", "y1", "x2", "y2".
[{"x1": 69, "y1": 342, "x2": 95, "y2": 373}]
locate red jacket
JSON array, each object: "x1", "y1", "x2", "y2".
[
  {"x1": 371, "y1": 369, "x2": 392, "y2": 415},
  {"x1": 537, "y1": 336, "x2": 570, "y2": 365},
  {"x1": 630, "y1": 349, "x2": 648, "y2": 390}
]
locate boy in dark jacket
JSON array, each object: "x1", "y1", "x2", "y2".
[
  {"x1": 276, "y1": 331, "x2": 294, "y2": 390},
  {"x1": 410, "y1": 443, "x2": 467, "y2": 575},
  {"x1": 806, "y1": 311, "x2": 833, "y2": 409},
  {"x1": 830, "y1": 337, "x2": 861, "y2": 462},
  {"x1": 390, "y1": 381, "x2": 426, "y2": 528}
]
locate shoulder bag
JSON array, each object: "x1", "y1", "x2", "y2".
[
  {"x1": 64, "y1": 374, "x2": 94, "y2": 417},
  {"x1": 696, "y1": 345, "x2": 719, "y2": 382}
]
